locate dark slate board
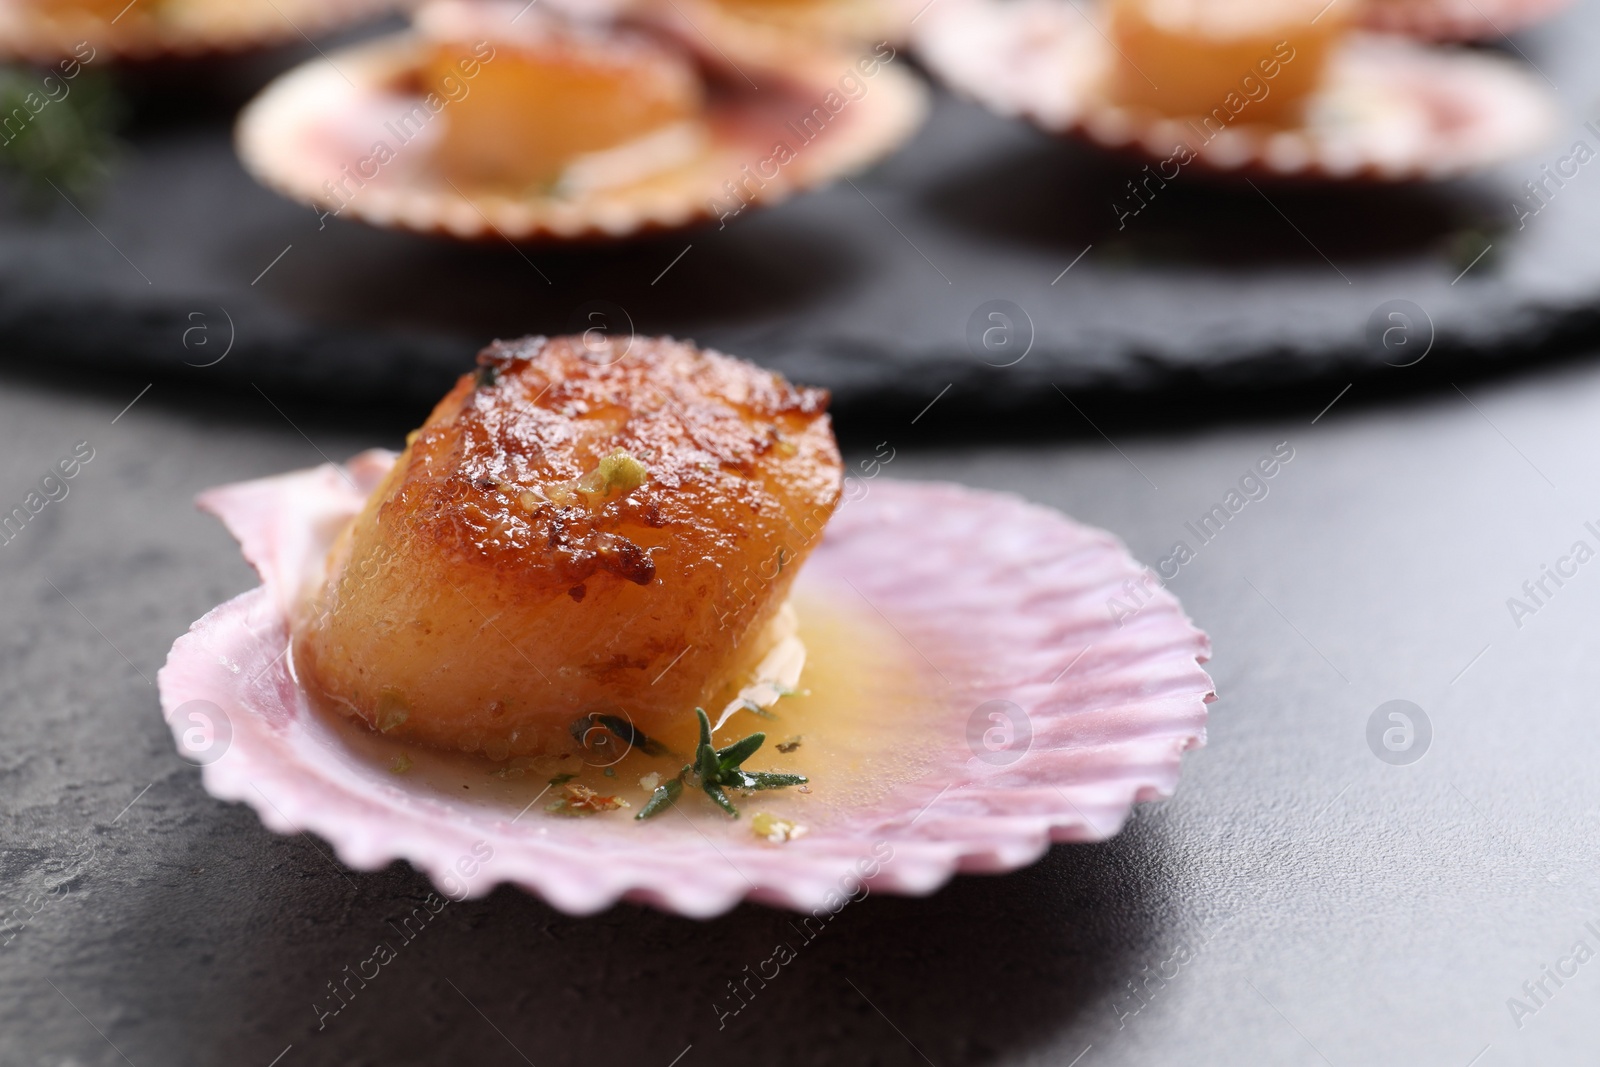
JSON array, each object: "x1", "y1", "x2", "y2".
[{"x1": 0, "y1": 7, "x2": 1595, "y2": 418}]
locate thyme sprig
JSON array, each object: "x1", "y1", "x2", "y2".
[{"x1": 636, "y1": 708, "x2": 807, "y2": 820}]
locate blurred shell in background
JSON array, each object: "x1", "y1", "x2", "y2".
[
  {"x1": 235, "y1": 0, "x2": 928, "y2": 241},
  {"x1": 915, "y1": 0, "x2": 1557, "y2": 182},
  {"x1": 0, "y1": 0, "x2": 402, "y2": 63}
]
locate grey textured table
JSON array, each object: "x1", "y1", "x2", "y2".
[{"x1": 4, "y1": 345, "x2": 1599, "y2": 1066}]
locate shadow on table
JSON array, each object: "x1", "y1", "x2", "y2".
[
  {"x1": 919, "y1": 135, "x2": 1506, "y2": 269},
  {"x1": 124, "y1": 808, "x2": 1181, "y2": 1066},
  {"x1": 239, "y1": 212, "x2": 867, "y2": 345}
]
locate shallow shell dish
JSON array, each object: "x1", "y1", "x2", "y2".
[
  {"x1": 1359, "y1": 0, "x2": 1570, "y2": 41},
  {"x1": 157, "y1": 339, "x2": 1214, "y2": 917},
  {"x1": 643, "y1": 0, "x2": 921, "y2": 56},
  {"x1": 915, "y1": 0, "x2": 1555, "y2": 181},
  {"x1": 0, "y1": 0, "x2": 397, "y2": 63},
  {"x1": 236, "y1": 1, "x2": 928, "y2": 242}
]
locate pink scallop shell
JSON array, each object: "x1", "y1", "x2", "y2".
[
  {"x1": 914, "y1": 0, "x2": 1556, "y2": 182},
  {"x1": 157, "y1": 453, "x2": 1213, "y2": 917}
]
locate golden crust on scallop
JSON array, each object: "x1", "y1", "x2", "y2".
[{"x1": 296, "y1": 335, "x2": 842, "y2": 759}]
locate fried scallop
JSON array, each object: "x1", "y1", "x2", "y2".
[{"x1": 295, "y1": 335, "x2": 842, "y2": 758}]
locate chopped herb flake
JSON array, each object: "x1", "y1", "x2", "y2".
[
  {"x1": 546, "y1": 783, "x2": 630, "y2": 816},
  {"x1": 635, "y1": 709, "x2": 808, "y2": 821},
  {"x1": 636, "y1": 775, "x2": 684, "y2": 820},
  {"x1": 597, "y1": 450, "x2": 649, "y2": 494},
  {"x1": 376, "y1": 689, "x2": 409, "y2": 733}
]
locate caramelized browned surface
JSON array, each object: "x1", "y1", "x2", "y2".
[{"x1": 297, "y1": 335, "x2": 842, "y2": 758}]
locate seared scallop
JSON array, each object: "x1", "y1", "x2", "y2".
[{"x1": 296, "y1": 335, "x2": 842, "y2": 758}]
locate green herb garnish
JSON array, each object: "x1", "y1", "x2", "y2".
[
  {"x1": 574, "y1": 450, "x2": 649, "y2": 502},
  {"x1": 596, "y1": 450, "x2": 648, "y2": 494},
  {"x1": 637, "y1": 775, "x2": 683, "y2": 819},
  {"x1": 0, "y1": 66, "x2": 119, "y2": 203},
  {"x1": 635, "y1": 708, "x2": 807, "y2": 820},
  {"x1": 548, "y1": 772, "x2": 578, "y2": 787},
  {"x1": 474, "y1": 365, "x2": 498, "y2": 389}
]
